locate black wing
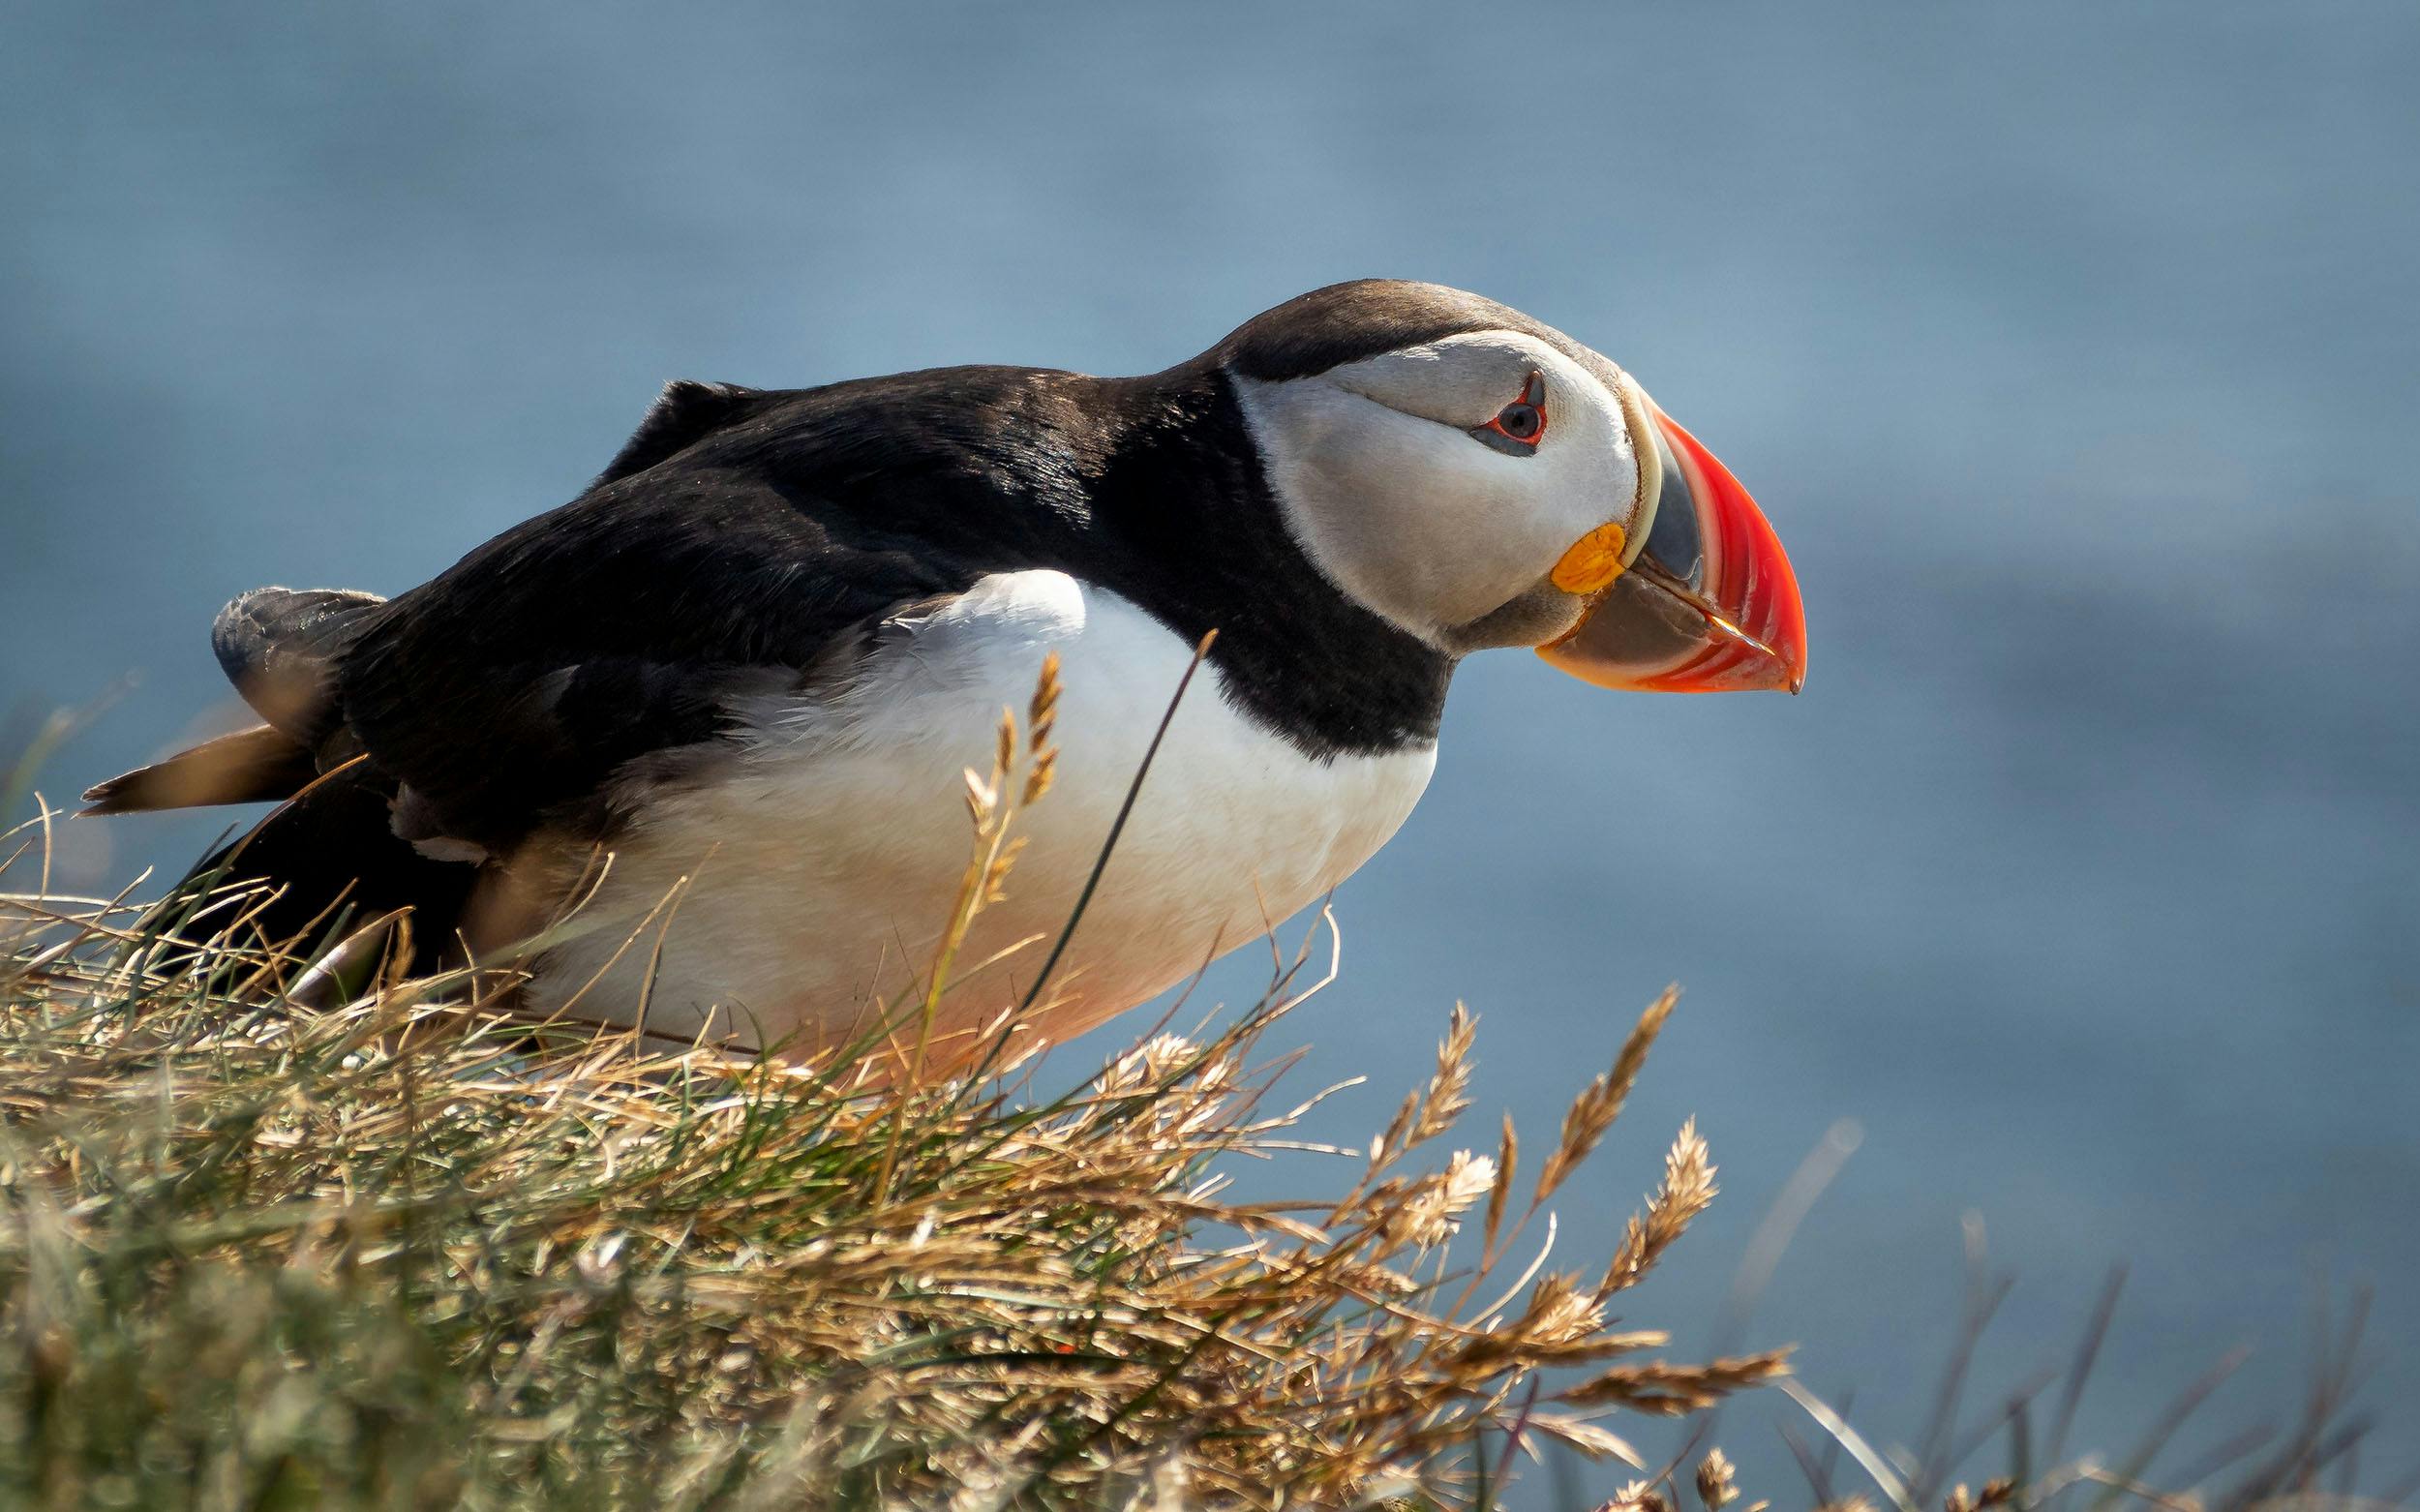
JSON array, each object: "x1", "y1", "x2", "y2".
[
  {"x1": 213, "y1": 587, "x2": 387, "y2": 742},
  {"x1": 335, "y1": 465, "x2": 982, "y2": 851},
  {"x1": 294, "y1": 362, "x2": 1109, "y2": 854}
]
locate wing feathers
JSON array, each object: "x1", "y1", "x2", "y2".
[
  {"x1": 592, "y1": 379, "x2": 766, "y2": 487},
  {"x1": 211, "y1": 587, "x2": 385, "y2": 739}
]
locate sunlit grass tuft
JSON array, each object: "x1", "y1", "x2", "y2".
[
  {"x1": 0, "y1": 802, "x2": 1775, "y2": 1507},
  {"x1": 1, "y1": 665, "x2": 2405, "y2": 1510}
]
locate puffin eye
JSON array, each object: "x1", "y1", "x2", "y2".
[{"x1": 1472, "y1": 369, "x2": 1549, "y2": 455}]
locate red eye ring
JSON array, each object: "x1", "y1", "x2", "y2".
[{"x1": 1479, "y1": 369, "x2": 1550, "y2": 447}]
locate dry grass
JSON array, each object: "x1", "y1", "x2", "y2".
[
  {"x1": 0, "y1": 664, "x2": 2405, "y2": 1510},
  {"x1": 0, "y1": 661, "x2": 1784, "y2": 1509}
]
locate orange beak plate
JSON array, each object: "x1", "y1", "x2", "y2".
[{"x1": 1538, "y1": 396, "x2": 1806, "y2": 694}]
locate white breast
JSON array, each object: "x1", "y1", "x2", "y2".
[{"x1": 516, "y1": 571, "x2": 1436, "y2": 1064}]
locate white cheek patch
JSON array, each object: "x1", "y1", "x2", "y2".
[
  {"x1": 1233, "y1": 335, "x2": 1641, "y2": 642},
  {"x1": 1235, "y1": 378, "x2": 1516, "y2": 635}
]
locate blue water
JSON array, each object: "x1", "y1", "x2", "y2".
[{"x1": 6, "y1": 4, "x2": 2414, "y2": 1499}]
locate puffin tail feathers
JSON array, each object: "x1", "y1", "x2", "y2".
[
  {"x1": 80, "y1": 722, "x2": 319, "y2": 814},
  {"x1": 88, "y1": 586, "x2": 476, "y2": 977},
  {"x1": 83, "y1": 584, "x2": 390, "y2": 816}
]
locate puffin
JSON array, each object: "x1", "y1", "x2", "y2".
[{"x1": 85, "y1": 281, "x2": 1806, "y2": 1069}]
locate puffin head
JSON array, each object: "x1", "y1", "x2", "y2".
[{"x1": 1215, "y1": 280, "x2": 1806, "y2": 693}]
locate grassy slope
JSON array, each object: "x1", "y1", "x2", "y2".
[{"x1": 0, "y1": 879, "x2": 1780, "y2": 1508}]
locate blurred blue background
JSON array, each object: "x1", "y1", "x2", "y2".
[{"x1": 6, "y1": 2, "x2": 2414, "y2": 1499}]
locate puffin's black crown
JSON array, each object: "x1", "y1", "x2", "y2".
[{"x1": 1209, "y1": 279, "x2": 1575, "y2": 383}]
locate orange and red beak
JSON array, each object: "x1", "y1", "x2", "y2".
[{"x1": 1537, "y1": 387, "x2": 1807, "y2": 694}]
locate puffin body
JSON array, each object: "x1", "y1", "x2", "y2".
[
  {"x1": 87, "y1": 282, "x2": 1806, "y2": 1068},
  {"x1": 528, "y1": 570, "x2": 1435, "y2": 1053}
]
